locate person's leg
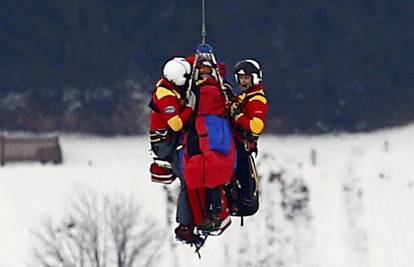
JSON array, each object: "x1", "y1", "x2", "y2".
[
  {"x1": 149, "y1": 131, "x2": 178, "y2": 184},
  {"x1": 175, "y1": 181, "x2": 204, "y2": 245},
  {"x1": 197, "y1": 185, "x2": 223, "y2": 232},
  {"x1": 174, "y1": 152, "x2": 204, "y2": 244},
  {"x1": 228, "y1": 139, "x2": 259, "y2": 216},
  {"x1": 176, "y1": 177, "x2": 192, "y2": 226},
  {"x1": 205, "y1": 186, "x2": 222, "y2": 218}
]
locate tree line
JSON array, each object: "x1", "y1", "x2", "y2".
[{"x1": 1, "y1": 1, "x2": 413, "y2": 134}]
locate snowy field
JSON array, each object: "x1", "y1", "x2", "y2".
[{"x1": 2, "y1": 125, "x2": 414, "y2": 267}]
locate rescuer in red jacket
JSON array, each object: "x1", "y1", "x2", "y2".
[
  {"x1": 148, "y1": 57, "x2": 203, "y2": 245},
  {"x1": 230, "y1": 59, "x2": 268, "y2": 144},
  {"x1": 149, "y1": 57, "x2": 195, "y2": 181},
  {"x1": 228, "y1": 59, "x2": 268, "y2": 216}
]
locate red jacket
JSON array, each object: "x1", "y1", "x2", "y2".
[
  {"x1": 149, "y1": 78, "x2": 193, "y2": 131},
  {"x1": 233, "y1": 84, "x2": 268, "y2": 139},
  {"x1": 182, "y1": 79, "x2": 236, "y2": 189}
]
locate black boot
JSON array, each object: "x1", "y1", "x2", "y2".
[
  {"x1": 197, "y1": 186, "x2": 223, "y2": 233},
  {"x1": 175, "y1": 224, "x2": 204, "y2": 245},
  {"x1": 197, "y1": 215, "x2": 222, "y2": 233}
]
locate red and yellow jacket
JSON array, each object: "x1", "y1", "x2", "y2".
[
  {"x1": 233, "y1": 84, "x2": 268, "y2": 139},
  {"x1": 149, "y1": 78, "x2": 193, "y2": 131}
]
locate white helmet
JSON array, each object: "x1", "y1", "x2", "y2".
[{"x1": 163, "y1": 57, "x2": 191, "y2": 86}]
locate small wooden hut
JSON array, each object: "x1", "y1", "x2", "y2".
[{"x1": 0, "y1": 134, "x2": 62, "y2": 165}]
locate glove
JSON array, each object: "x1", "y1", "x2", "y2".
[
  {"x1": 150, "y1": 160, "x2": 175, "y2": 184},
  {"x1": 185, "y1": 91, "x2": 196, "y2": 110},
  {"x1": 229, "y1": 101, "x2": 242, "y2": 118},
  {"x1": 222, "y1": 82, "x2": 235, "y2": 102},
  {"x1": 222, "y1": 82, "x2": 233, "y2": 91}
]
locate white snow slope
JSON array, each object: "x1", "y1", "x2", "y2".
[{"x1": 1, "y1": 125, "x2": 414, "y2": 267}]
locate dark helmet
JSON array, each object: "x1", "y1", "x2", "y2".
[{"x1": 233, "y1": 59, "x2": 262, "y2": 86}]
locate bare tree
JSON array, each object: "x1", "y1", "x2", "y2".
[{"x1": 30, "y1": 190, "x2": 166, "y2": 267}]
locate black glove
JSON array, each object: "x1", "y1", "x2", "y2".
[
  {"x1": 221, "y1": 82, "x2": 233, "y2": 92},
  {"x1": 229, "y1": 101, "x2": 242, "y2": 118},
  {"x1": 222, "y1": 82, "x2": 235, "y2": 100}
]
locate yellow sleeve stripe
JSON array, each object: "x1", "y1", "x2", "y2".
[
  {"x1": 239, "y1": 93, "x2": 246, "y2": 101},
  {"x1": 249, "y1": 95, "x2": 267, "y2": 104},
  {"x1": 249, "y1": 117, "x2": 264, "y2": 134},
  {"x1": 167, "y1": 115, "x2": 183, "y2": 132},
  {"x1": 155, "y1": 87, "x2": 175, "y2": 100},
  {"x1": 246, "y1": 89, "x2": 265, "y2": 96}
]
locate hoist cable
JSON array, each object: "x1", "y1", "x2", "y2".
[{"x1": 201, "y1": 0, "x2": 206, "y2": 44}]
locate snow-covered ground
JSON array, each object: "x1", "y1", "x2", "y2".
[{"x1": 2, "y1": 125, "x2": 414, "y2": 267}]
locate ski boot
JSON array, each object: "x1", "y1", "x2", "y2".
[
  {"x1": 196, "y1": 214, "x2": 231, "y2": 236},
  {"x1": 175, "y1": 224, "x2": 204, "y2": 246}
]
